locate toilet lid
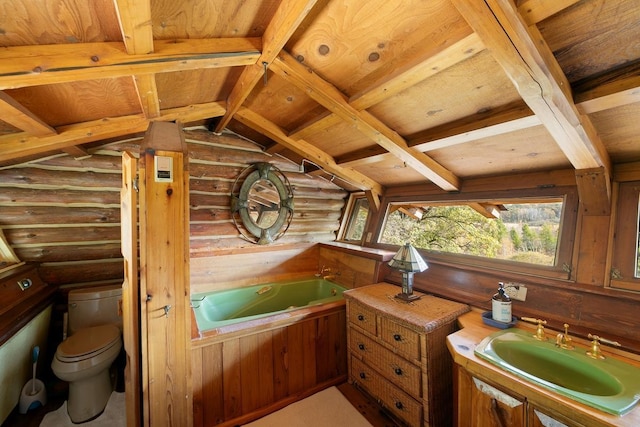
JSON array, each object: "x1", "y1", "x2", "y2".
[{"x1": 58, "y1": 324, "x2": 120, "y2": 360}]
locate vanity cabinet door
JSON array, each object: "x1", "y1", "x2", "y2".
[
  {"x1": 457, "y1": 367, "x2": 525, "y2": 427},
  {"x1": 528, "y1": 406, "x2": 586, "y2": 427}
]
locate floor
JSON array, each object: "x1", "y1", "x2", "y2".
[
  {"x1": 336, "y1": 382, "x2": 401, "y2": 427},
  {"x1": 3, "y1": 381, "x2": 398, "y2": 427}
]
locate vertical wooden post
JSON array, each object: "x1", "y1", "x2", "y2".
[
  {"x1": 121, "y1": 152, "x2": 141, "y2": 426},
  {"x1": 138, "y1": 121, "x2": 192, "y2": 427}
]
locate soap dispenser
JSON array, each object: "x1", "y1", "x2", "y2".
[{"x1": 492, "y1": 282, "x2": 512, "y2": 323}]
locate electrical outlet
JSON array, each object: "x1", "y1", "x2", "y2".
[{"x1": 504, "y1": 282, "x2": 527, "y2": 301}]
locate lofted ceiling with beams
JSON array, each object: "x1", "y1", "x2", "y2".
[{"x1": 1, "y1": 0, "x2": 639, "y2": 209}]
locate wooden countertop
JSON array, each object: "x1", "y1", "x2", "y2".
[
  {"x1": 447, "y1": 310, "x2": 640, "y2": 427},
  {"x1": 344, "y1": 283, "x2": 469, "y2": 332}
]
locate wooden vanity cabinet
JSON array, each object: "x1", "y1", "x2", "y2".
[
  {"x1": 456, "y1": 366, "x2": 586, "y2": 427},
  {"x1": 345, "y1": 283, "x2": 469, "y2": 426}
]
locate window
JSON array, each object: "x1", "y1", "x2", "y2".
[
  {"x1": 610, "y1": 181, "x2": 640, "y2": 292},
  {"x1": 339, "y1": 194, "x2": 370, "y2": 243},
  {"x1": 0, "y1": 228, "x2": 20, "y2": 272},
  {"x1": 375, "y1": 189, "x2": 577, "y2": 279}
]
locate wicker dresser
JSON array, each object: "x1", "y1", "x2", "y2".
[{"x1": 345, "y1": 283, "x2": 469, "y2": 427}]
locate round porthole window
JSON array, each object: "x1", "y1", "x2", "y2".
[{"x1": 231, "y1": 162, "x2": 294, "y2": 245}]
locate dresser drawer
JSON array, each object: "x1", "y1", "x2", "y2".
[
  {"x1": 349, "y1": 328, "x2": 422, "y2": 399},
  {"x1": 379, "y1": 316, "x2": 420, "y2": 361},
  {"x1": 351, "y1": 356, "x2": 422, "y2": 427},
  {"x1": 348, "y1": 301, "x2": 377, "y2": 335}
]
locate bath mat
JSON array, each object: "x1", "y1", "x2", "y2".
[
  {"x1": 243, "y1": 386, "x2": 373, "y2": 427},
  {"x1": 39, "y1": 391, "x2": 125, "y2": 427}
]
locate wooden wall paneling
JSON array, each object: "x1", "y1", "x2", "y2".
[
  {"x1": 257, "y1": 331, "x2": 275, "y2": 408},
  {"x1": 222, "y1": 339, "x2": 242, "y2": 421},
  {"x1": 272, "y1": 328, "x2": 289, "y2": 402},
  {"x1": 318, "y1": 246, "x2": 378, "y2": 288},
  {"x1": 286, "y1": 322, "x2": 305, "y2": 395},
  {"x1": 574, "y1": 214, "x2": 610, "y2": 285},
  {"x1": 189, "y1": 244, "x2": 319, "y2": 293},
  {"x1": 315, "y1": 310, "x2": 347, "y2": 381},
  {"x1": 411, "y1": 262, "x2": 640, "y2": 351},
  {"x1": 240, "y1": 333, "x2": 261, "y2": 414},
  {"x1": 302, "y1": 319, "x2": 318, "y2": 390},
  {"x1": 191, "y1": 348, "x2": 204, "y2": 427},
  {"x1": 202, "y1": 343, "x2": 224, "y2": 427}
]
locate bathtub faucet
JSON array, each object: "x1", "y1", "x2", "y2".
[
  {"x1": 256, "y1": 286, "x2": 272, "y2": 295},
  {"x1": 319, "y1": 265, "x2": 340, "y2": 281}
]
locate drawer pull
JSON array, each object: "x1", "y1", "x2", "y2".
[
  {"x1": 395, "y1": 401, "x2": 404, "y2": 410},
  {"x1": 393, "y1": 333, "x2": 402, "y2": 341},
  {"x1": 358, "y1": 343, "x2": 365, "y2": 351},
  {"x1": 359, "y1": 372, "x2": 366, "y2": 379},
  {"x1": 357, "y1": 314, "x2": 365, "y2": 321},
  {"x1": 394, "y1": 367, "x2": 403, "y2": 376}
]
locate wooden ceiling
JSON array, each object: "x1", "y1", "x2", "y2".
[{"x1": 1, "y1": 0, "x2": 639, "y2": 206}]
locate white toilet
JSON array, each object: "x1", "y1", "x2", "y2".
[{"x1": 51, "y1": 285, "x2": 123, "y2": 423}]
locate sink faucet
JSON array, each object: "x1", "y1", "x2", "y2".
[
  {"x1": 521, "y1": 317, "x2": 547, "y2": 341},
  {"x1": 555, "y1": 323, "x2": 574, "y2": 350},
  {"x1": 586, "y1": 334, "x2": 621, "y2": 360}
]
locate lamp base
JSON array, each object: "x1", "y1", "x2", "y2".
[{"x1": 394, "y1": 292, "x2": 421, "y2": 302}]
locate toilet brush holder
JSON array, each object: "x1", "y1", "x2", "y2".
[
  {"x1": 19, "y1": 345, "x2": 47, "y2": 414},
  {"x1": 19, "y1": 378, "x2": 47, "y2": 414}
]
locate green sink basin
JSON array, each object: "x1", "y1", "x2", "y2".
[{"x1": 475, "y1": 328, "x2": 640, "y2": 415}]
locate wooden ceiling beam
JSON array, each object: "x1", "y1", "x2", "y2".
[
  {"x1": 516, "y1": 0, "x2": 581, "y2": 24},
  {"x1": 133, "y1": 75, "x2": 161, "y2": 118},
  {"x1": 0, "y1": 101, "x2": 226, "y2": 163},
  {"x1": 271, "y1": 51, "x2": 460, "y2": 192},
  {"x1": 288, "y1": 32, "x2": 484, "y2": 141},
  {"x1": 61, "y1": 145, "x2": 91, "y2": 159},
  {"x1": 452, "y1": 0, "x2": 611, "y2": 215},
  {"x1": 113, "y1": 0, "x2": 154, "y2": 55},
  {"x1": 452, "y1": 0, "x2": 610, "y2": 173},
  {"x1": 113, "y1": 0, "x2": 161, "y2": 119},
  {"x1": 0, "y1": 38, "x2": 261, "y2": 90},
  {"x1": 337, "y1": 102, "x2": 538, "y2": 167},
  {"x1": 575, "y1": 73, "x2": 640, "y2": 115},
  {"x1": 234, "y1": 107, "x2": 383, "y2": 198},
  {"x1": 350, "y1": 32, "x2": 484, "y2": 111},
  {"x1": 0, "y1": 91, "x2": 57, "y2": 137},
  {"x1": 286, "y1": 0, "x2": 578, "y2": 144},
  {"x1": 214, "y1": 0, "x2": 319, "y2": 132}
]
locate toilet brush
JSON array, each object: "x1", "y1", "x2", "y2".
[
  {"x1": 19, "y1": 345, "x2": 47, "y2": 414},
  {"x1": 31, "y1": 346, "x2": 39, "y2": 396}
]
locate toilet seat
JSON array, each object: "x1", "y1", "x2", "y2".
[{"x1": 56, "y1": 324, "x2": 120, "y2": 362}]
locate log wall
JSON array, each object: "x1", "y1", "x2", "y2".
[{"x1": 0, "y1": 128, "x2": 347, "y2": 288}]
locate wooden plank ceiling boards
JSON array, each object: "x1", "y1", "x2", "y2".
[{"x1": 0, "y1": 0, "x2": 639, "y2": 211}]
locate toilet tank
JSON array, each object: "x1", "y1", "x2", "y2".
[{"x1": 67, "y1": 285, "x2": 123, "y2": 335}]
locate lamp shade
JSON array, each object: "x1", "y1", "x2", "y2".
[{"x1": 388, "y1": 243, "x2": 428, "y2": 273}]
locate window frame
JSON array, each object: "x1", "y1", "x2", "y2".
[
  {"x1": 609, "y1": 180, "x2": 640, "y2": 292},
  {"x1": 0, "y1": 228, "x2": 20, "y2": 272},
  {"x1": 337, "y1": 192, "x2": 371, "y2": 245},
  {"x1": 370, "y1": 186, "x2": 579, "y2": 280}
]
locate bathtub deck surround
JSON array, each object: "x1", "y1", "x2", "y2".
[
  {"x1": 345, "y1": 283, "x2": 469, "y2": 426},
  {"x1": 190, "y1": 289, "x2": 347, "y2": 426}
]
